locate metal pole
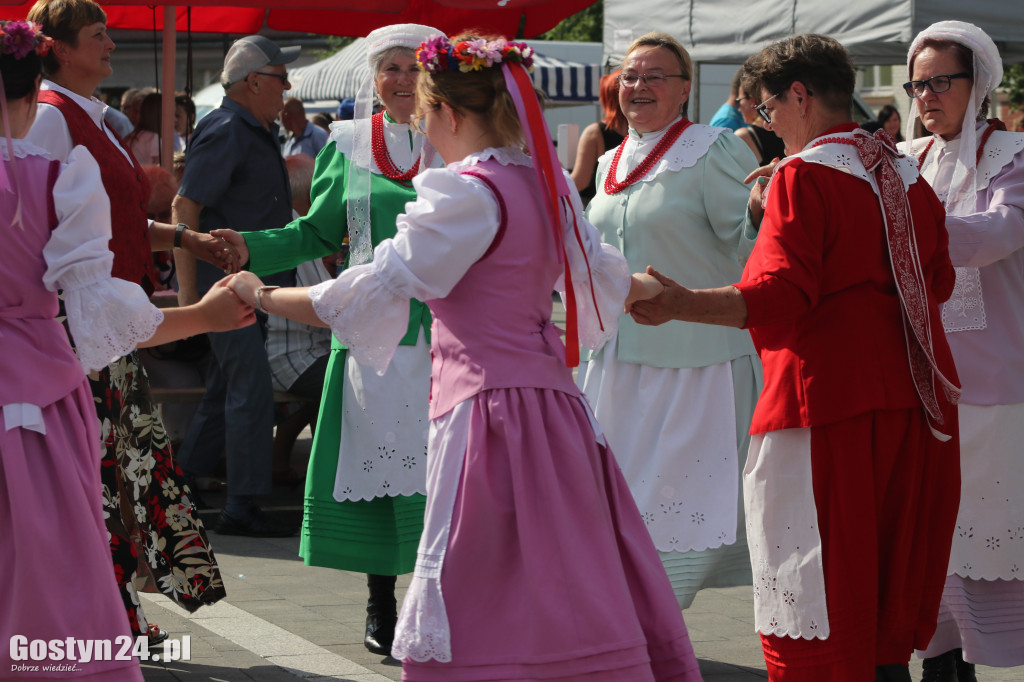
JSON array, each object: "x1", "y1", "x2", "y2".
[{"x1": 160, "y1": 6, "x2": 176, "y2": 173}]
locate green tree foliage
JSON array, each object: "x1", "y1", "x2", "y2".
[
  {"x1": 312, "y1": 35, "x2": 355, "y2": 61},
  {"x1": 1004, "y1": 64, "x2": 1024, "y2": 114},
  {"x1": 538, "y1": 1, "x2": 602, "y2": 42}
]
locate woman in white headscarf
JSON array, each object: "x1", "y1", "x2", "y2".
[
  {"x1": 902, "y1": 20, "x2": 1024, "y2": 678},
  {"x1": 217, "y1": 23, "x2": 442, "y2": 657}
]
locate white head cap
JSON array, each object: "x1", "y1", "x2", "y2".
[
  {"x1": 345, "y1": 23, "x2": 443, "y2": 267},
  {"x1": 221, "y1": 35, "x2": 301, "y2": 88},
  {"x1": 907, "y1": 20, "x2": 1002, "y2": 107},
  {"x1": 906, "y1": 21, "x2": 1002, "y2": 217},
  {"x1": 365, "y1": 23, "x2": 444, "y2": 73}
]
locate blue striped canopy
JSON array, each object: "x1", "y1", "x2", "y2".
[{"x1": 286, "y1": 38, "x2": 599, "y2": 104}]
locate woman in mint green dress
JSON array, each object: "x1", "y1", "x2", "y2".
[{"x1": 222, "y1": 23, "x2": 442, "y2": 657}]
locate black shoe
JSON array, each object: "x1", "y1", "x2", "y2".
[
  {"x1": 146, "y1": 624, "x2": 170, "y2": 648},
  {"x1": 214, "y1": 509, "x2": 297, "y2": 537},
  {"x1": 364, "y1": 574, "x2": 397, "y2": 656},
  {"x1": 954, "y1": 649, "x2": 977, "y2": 682},
  {"x1": 875, "y1": 664, "x2": 911, "y2": 682},
  {"x1": 921, "y1": 651, "x2": 957, "y2": 682}
]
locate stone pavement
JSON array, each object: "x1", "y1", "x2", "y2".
[{"x1": 137, "y1": 435, "x2": 1020, "y2": 682}]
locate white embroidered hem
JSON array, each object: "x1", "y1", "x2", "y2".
[{"x1": 744, "y1": 429, "x2": 830, "y2": 640}]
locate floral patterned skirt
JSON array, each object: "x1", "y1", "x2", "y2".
[{"x1": 89, "y1": 349, "x2": 226, "y2": 635}]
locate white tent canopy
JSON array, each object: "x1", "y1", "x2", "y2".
[
  {"x1": 603, "y1": 0, "x2": 1024, "y2": 65},
  {"x1": 285, "y1": 38, "x2": 601, "y2": 104}
]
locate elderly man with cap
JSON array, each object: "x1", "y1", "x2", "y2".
[{"x1": 172, "y1": 35, "x2": 300, "y2": 537}]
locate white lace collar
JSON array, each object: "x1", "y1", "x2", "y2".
[
  {"x1": 40, "y1": 80, "x2": 107, "y2": 130},
  {"x1": 906, "y1": 121, "x2": 1024, "y2": 194},
  {"x1": 596, "y1": 118, "x2": 723, "y2": 185},
  {"x1": 447, "y1": 146, "x2": 531, "y2": 172},
  {"x1": 329, "y1": 114, "x2": 423, "y2": 174},
  {"x1": 784, "y1": 130, "x2": 919, "y2": 191},
  {"x1": 0, "y1": 138, "x2": 55, "y2": 162}
]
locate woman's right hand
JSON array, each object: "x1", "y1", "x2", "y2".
[
  {"x1": 744, "y1": 157, "x2": 781, "y2": 229},
  {"x1": 210, "y1": 229, "x2": 250, "y2": 268},
  {"x1": 195, "y1": 277, "x2": 256, "y2": 331}
]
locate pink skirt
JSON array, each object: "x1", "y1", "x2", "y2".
[
  {"x1": 0, "y1": 381, "x2": 143, "y2": 681},
  {"x1": 401, "y1": 387, "x2": 701, "y2": 682}
]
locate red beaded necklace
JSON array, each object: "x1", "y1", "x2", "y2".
[
  {"x1": 916, "y1": 118, "x2": 1004, "y2": 169},
  {"x1": 604, "y1": 118, "x2": 693, "y2": 195},
  {"x1": 371, "y1": 111, "x2": 420, "y2": 185}
]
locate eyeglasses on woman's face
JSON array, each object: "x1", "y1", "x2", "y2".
[
  {"x1": 754, "y1": 92, "x2": 780, "y2": 124},
  {"x1": 618, "y1": 72, "x2": 687, "y2": 88},
  {"x1": 902, "y1": 72, "x2": 970, "y2": 98}
]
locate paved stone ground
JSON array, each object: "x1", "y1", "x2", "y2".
[{"x1": 136, "y1": 432, "x2": 1020, "y2": 682}]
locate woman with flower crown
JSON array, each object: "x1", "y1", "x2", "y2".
[
  {"x1": 212, "y1": 23, "x2": 443, "y2": 657},
  {"x1": 580, "y1": 30, "x2": 763, "y2": 610},
  {"x1": 0, "y1": 21, "x2": 254, "y2": 681},
  {"x1": 224, "y1": 32, "x2": 703, "y2": 681}
]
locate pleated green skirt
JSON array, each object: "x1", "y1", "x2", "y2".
[{"x1": 299, "y1": 345, "x2": 425, "y2": 575}]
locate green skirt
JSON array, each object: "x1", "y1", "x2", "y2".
[{"x1": 299, "y1": 344, "x2": 425, "y2": 575}]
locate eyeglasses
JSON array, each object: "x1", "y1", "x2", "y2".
[
  {"x1": 754, "y1": 92, "x2": 780, "y2": 124},
  {"x1": 902, "y1": 72, "x2": 970, "y2": 98},
  {"x1": 618, "y1": 72, "x2": 687, "y2": 88},
  {"x1": 253, "y1": 71, "x2": 290, "y2": 86}
]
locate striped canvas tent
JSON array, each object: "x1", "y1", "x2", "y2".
[{"x1": 286, "y1": 38, "x2": 599, "y2": 104}]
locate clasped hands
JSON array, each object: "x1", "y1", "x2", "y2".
[
  {"x1": 184, "y1": 228, "x2": 250, "y2": 274},
  {"x1": 627, "y1": 267, "x2": 694, "y2": 326}
]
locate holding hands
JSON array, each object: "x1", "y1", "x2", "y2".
[
  {"x1": 210, "y1": 229, "x2": 250, "y2": 269},
  {"x1": 224, "y1": 271, "x2": 265, "y2": 309},
  {"x1": 195, "y1": 276, "x2": 258, "y2": 330},
  {"x1": 180, "y1": 228, "x2": 242, "y2": 274},
  {"x1": 629, "y1": 267, "x2": 694, "y2": 326}
]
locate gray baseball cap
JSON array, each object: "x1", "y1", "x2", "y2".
[{"x1": 221, "y1": 35, "x2": 300, "y2": 87}]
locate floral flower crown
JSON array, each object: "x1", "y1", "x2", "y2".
[
  {"x1": 416, "y1": 35, "x2": 534, "y2": 75},
  {"x1": 0, "y1": 21, "x2": 52, "y2": 60}
]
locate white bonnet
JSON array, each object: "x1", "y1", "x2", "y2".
[
  {"x1": 907, "y1": 21, "x2": 1002, "y2": 103},
  {"x1": 365, "y1": 23, "x2": 444, "y2": 71}
]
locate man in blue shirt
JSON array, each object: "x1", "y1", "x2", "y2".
[
  {"x1": 708, "y1": 68, "x2": 745, "y2": 130},
  {"x1": 280, "y1": 97, "x2": 328, "y2": 158},
  {"x1": 172, "y1": 34, "x2": 300, "y2": 537}
]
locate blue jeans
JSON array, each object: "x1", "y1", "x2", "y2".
[{"x1": 177, "y1": 322, "x2": 274, "y2": 497}]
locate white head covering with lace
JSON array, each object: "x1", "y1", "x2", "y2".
[
  {"x1": 906, "y1": 20, "x2": 1001, "y2": 218},
  {"x1": 346, "y1": 23, "x2": 443, "y2": 266},
  {"x1": 907, "y1": 21, "x2": 1002, "y2": 333}
]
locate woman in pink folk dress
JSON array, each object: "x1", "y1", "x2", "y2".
[
  {"x1": 0, "y1": 21, "x2": 252, "y2": 681},
  {"x1": 226, "y1": 34, "x2": 703, "y2": 682}
]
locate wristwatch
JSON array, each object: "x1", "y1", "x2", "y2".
[{"x1": 173, "y1": 222, "x2": 192, "y2": 248}]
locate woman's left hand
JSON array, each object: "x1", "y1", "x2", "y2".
[{"x1": 225, "y1": 271, "x2": 265, "y2": 308}]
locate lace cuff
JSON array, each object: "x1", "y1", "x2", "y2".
[
  {"x1": 308, "y1": 264, "x2": 411, "y2": 375},
  {"x1": 65, "y1": 278, "x2": 163, "y2": 373},
  {"x1": 391, "y1": 554, "x2": 452, "y2": 663}
]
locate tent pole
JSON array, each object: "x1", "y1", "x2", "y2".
[{"x1": 161, "y1": 6, "x2": 176, "y2": 173}]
